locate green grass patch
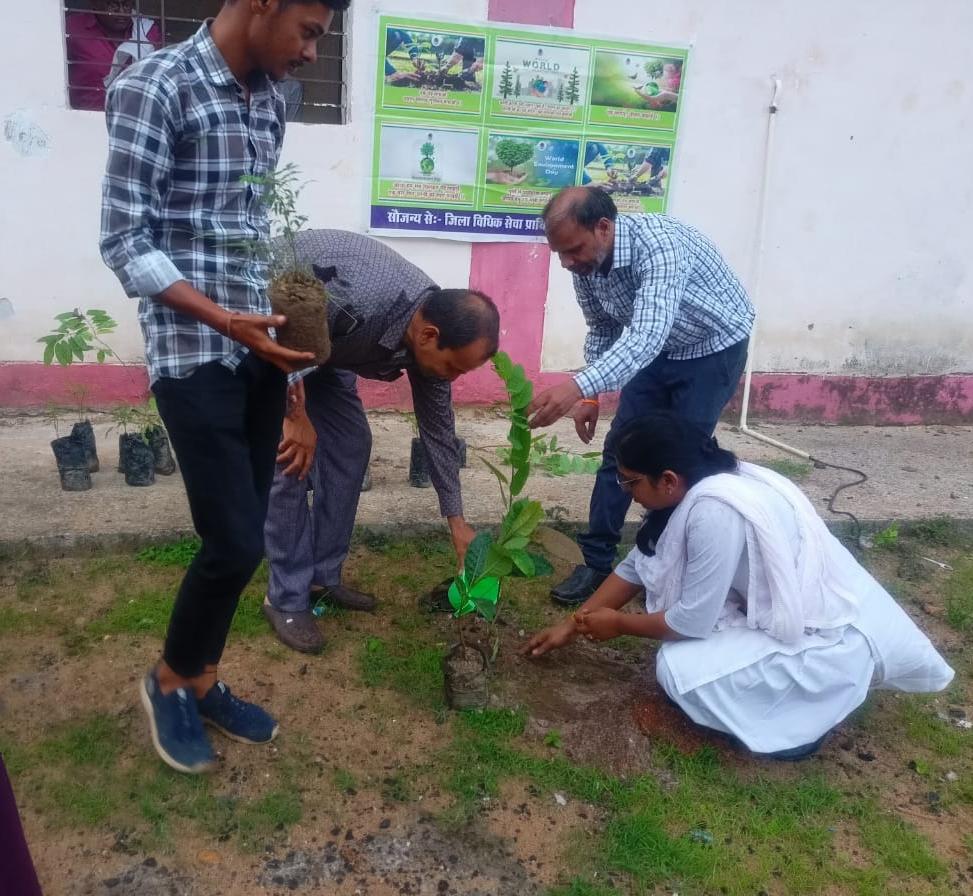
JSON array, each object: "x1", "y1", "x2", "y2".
[
  {"x1": 357, "y1": 635, "x2": 445, "y2": 711},
  {"x1": 902, "y1": 516, "x2": 971, "y2": 549},
  {"x1": 0, "y1": 605, "x2": 34, "y2": 634},
  {"x1": 36, "y1": 714, "x2": 123, "y2": 768},
  {"x1": 764, "y1": 457, "x2": 814, "y2": 480},
  {"x1": 897, "y1": 698, "x2": 970, "y2": 757},
  {"x1": 858, "y1": 813, "x2": 945, "y2": 879},
  {"x1": 435, "y1": 714, "x2": 946, "y2": 896},
  {"x1": 944, "y1": 558, "x2": 973, "y2": 633},
  {"x1": 333, "y1": 767, "x2": 358, "y2": 793},
  {"x1": 136, "y1": 537, "x2": 201, "y2": 567},
  {"x1": 86, "y1": 588, "x2": 267, "y2": 640}
]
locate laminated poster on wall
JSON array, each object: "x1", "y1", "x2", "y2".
[{"x1": 367, "y1": 13, "x2": 688, "y2": 242}]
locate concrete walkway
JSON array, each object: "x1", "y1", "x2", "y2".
[{"x1": 1, "y1": 409, "x2": 971, "y2": 555}]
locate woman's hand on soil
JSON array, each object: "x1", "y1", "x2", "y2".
[
  {"x1": 521, "y1": 619, "x2": 577, "y2": 658},
  {"x1": 225, "y1": 313, "x2": 316, "y2": 373},
  {"x1": 573, "y1": 607, "x2": 623, "y2": 641},
  {"x1": 277, "y1": 413, "x2": 317, "y2": 479}
]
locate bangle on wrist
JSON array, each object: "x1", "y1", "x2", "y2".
[{"x1": 581, "y1": 398, "x2": 599, "y2": 406}]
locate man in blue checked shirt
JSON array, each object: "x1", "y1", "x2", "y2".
[
  {"x1": 528, "y1": 187, "x2": 754, "y2": 605},
  {"x1": 100, "y1": 0, "x2": 349, "y2": 776}
]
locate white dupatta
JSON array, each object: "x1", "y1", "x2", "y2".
[{"x1": 640, "y1": 462, "x2": 860, "y2": 643}]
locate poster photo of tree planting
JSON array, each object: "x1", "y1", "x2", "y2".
[{"x1": 369, "y1": 15, "x2": 687, "y2": 239}]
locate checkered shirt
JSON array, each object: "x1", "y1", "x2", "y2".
[
  {"x1": 572, "y1": 214, "x2": 754, "y2": 396},
  {"x1": 100, "y1": 22, "x2": 285, "y2": 383},
  {"x1": 292, "y1": 230, "x2": 464, "y2": 518}
]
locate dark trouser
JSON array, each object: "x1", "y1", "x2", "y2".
[
  {"x1": 152, "y1": 355, "x2": 286, "y2": 678},
  {"x1": 0, "y1": 757, "x2": 42, "y2": 896},
  {"x1": 578, "y1": 339, "x2": 749, "y2": 572},
  {"x1": 264, "y1": 367, "x2": 371, "y2": 612}
]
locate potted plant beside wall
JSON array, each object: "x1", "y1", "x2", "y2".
[
  {"x1": 38, "y1": 308, "x2": 177, "y2": 488},
  {"x1": 38, "y1": 309, "x2": 118, "y2": 491}
]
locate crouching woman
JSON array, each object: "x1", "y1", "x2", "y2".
[{"x1": 524, "y1": 413, "x2": 954, "y2": 758}]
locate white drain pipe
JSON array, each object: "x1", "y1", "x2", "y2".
[{"x1": 738, "y1": 78, "x2": 811, "y2": 460}]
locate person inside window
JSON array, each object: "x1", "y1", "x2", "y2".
[{"x1": 66, "y1": 0, "x2": 161, "y2": 111}]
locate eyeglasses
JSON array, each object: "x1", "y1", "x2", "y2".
[{"x1": 615, "y1": 473, "x2": 642, "y2": 490}]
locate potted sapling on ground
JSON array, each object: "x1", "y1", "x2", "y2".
[
  {"x1": 109, "y1": 406, "x2": 155, "y2": 487},
  {"x1": 137, "y1": 398, "x2": 176, "y2": 476},
  {"x1": 38, "y1": 309, "x2": 120, "y2": 489},
  {"x1": 442, "y1": 351, "x2": 554, "y2": 710},
  {"x1": 408, "y1": 412, "x2": 468, "y2": 489},
  {"x1": 241, "y1": 162, "x2": 331, "y2": 364}
]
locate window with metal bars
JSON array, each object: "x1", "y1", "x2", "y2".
[{"x1": 62, "y1": 0, "x2": 347, "y2": 123}]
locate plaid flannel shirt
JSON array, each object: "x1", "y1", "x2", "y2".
[
  {"x1": 572, "y1": 214, "x2": 754, "y2": 396},
  {"x1": 100, "y1": 22, "x2": 285, "y2": 383}
]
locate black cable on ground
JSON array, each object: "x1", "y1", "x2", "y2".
[{"x1": 808, "y1": 456, "x2": 869, "y2": 547}]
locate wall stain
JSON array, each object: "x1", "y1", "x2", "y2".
[{"x1": 2, "y1": 111, "x2": 50, "y2": 158}]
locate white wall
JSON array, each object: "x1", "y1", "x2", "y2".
[
  {"x1": 542, "y1": 0, "x2": 973, "y2": 375},
  {"x1": 0, "y1": 0, "x2": 484, "y2": 363},
  {"x1": 2, "y1": 1, "x2": 971, "y2": 377}
]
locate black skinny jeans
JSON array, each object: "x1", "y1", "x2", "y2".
[{"x1": 152, "y1": 354, "x2": 286, "y2": 678}]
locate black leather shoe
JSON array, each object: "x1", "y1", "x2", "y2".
[{"x1": 550, "y1": 565, "x2": 609, "y2": 606}]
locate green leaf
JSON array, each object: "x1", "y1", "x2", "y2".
[
  {"x1": 462, "y1": 531, "x2": 494, "y2": 583},
  {"x1": 54, "y1": 341, "x2": 72, "y2": 366},
  {"x1": 447, "y1": 579, "x2": 475, "y2": 617},
  {"x1": 509, "y1": 549, "x2": 535, "y2": 577},
  {"x1": 509, "y1": 425, "x2": 531, "y2": 454},
  {"x1": 510, "y1": 465, "x2": 530, "y2": 497},
  {"x1": 469, "y1": 576, "x2": 500, "y2": 603},
  {"x1": 43, "y1": 343, "x2": 55, "y2": 365},
  {"x1": 511, "y1": 381, "x2": 533, "y2": 409},
  {"x1": 483, "y1": 543, "x2": 514, "y2": 579},
  {"x1": 527, "y1": 551, "x2": 554, "y2": 577},
  {"x1": 502, "y1": 536, "x2": 529, "y2": 551},
  {"x1": 97, "y1": 350, "x2": 107, "y2": 363},
  {"x1": 492, "y1": 351, "x2": 513, "y2": 379},
  {"x1": 473, "y1": 597, "x2": 498, "y2": 622},
  {"x1": 500, "y1": 499, "x2": 545, "y2": 543},
  {"x1": 549, "y1": 435, "x2": 558, "y2": 451}
]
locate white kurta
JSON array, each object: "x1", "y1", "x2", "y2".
[{"x1": 615, "y1": 468, "x2": 954, "y2": 754}]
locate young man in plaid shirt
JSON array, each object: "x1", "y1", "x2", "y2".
[
  {"x1": 529, "y1": 187, "x2": 754, "y2": 605},
  {"x1": 100, "y1": 0, "x2": 349, "y2": 774}
]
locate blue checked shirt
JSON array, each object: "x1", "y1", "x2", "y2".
[
  {"x1": 100, "y1": 23, "x2": 285, "y2": 383},
  {"x1": 572, "y1": 214, "x2": 754, "y2": 396}
]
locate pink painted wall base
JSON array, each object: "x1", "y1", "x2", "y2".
[{"x1": 2, "y1": 362, "x2": 971, "y2": 424}]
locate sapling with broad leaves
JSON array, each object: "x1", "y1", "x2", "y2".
[{"x1": 446, "y1": 352, "x2": 554, "y2": 663}]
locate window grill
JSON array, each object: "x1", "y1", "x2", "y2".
[{"x1": 62, "y1": 1, "x2": 347, "y2": 123}]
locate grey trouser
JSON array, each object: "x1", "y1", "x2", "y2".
[{"x1": 264, "y1": 367, "x2": 371, "y2": 612}]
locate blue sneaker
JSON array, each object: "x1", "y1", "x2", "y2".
[
  {"x1": 139, "y1": 671, "x2": 216, "y2": 774},
  {"x1": 197, "y1": 681, "x2": 279, "y2": 745}
]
